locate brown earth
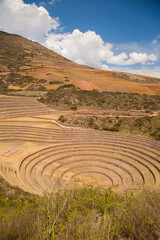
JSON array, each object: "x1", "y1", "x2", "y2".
[
  {"x1": 67, "y1": 109, "x2": 159, "y2": 118},
  {"x1": 0, "y1": 31, "x2": 160, "y2": 95}
]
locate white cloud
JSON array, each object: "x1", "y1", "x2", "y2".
[
  {"x1": 148, "y1": 54, "x2": 158, "y2": 62},
  {"x1": 151, "y1": 35, "x2": 160, "y2": 45},
  {"x1": 44, "y1": 29, "x2": 158, "y2": 68},
  {"x1": 101, "y1": 64, "x2": 110, "y2": 70},
  {"x1": 151, "y1": 39, "x2": 157, "y2": 45},
  {"x1": 48, "y1": 0, "x2": 57, "y2": 5},
  {"x1": 107, "y1": 52, "x2": 128, "y2": 65},
  {"x1": 107, "y1": 52, "x2": 157, "y2": 65},
  {"x1": 0, "y1": 0, "x2": 60, "y2": 41},
  {"x1": 129, "y1": 68, "x2": 160, "y2": 78},
  {"x1": 124, "y1": 52, "x2": 157, "y2": 65},
  {"x1": 39, "y1": 2, "x2": 46, "y2": 6},
  {"x1": 44, "y1": 29, "x2": 114, "y2": 68},
  {"x1": 128, "y1": 52, "x2": 148, "y2": 64}
]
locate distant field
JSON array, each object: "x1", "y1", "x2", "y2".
[{"x1": 0, "y1": 96, "x2": 159, "y2": 195}]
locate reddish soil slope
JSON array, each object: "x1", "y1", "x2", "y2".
[{"x1": 0, "y1": 31, "x2": 160, "y2": 95}]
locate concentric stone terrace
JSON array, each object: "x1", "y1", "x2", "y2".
[
  {"x1": 0, "y1": 96, "x2": 159, "y2": 194},
  {"x1": 0, "y1": 95, "x2": 51, "y2": 118}
]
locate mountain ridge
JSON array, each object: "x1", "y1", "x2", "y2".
[{"x1": 0, "y1": 31, "x2": 160, "y2": 95}]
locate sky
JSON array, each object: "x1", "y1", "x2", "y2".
[{"x1": 0, "y1": 0, "x2": 160, "y2": 78}]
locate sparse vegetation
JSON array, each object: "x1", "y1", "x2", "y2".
[
  {"x1": 49, "y1": 80, "x2": 63, "y2": 85},
  {"x1": 39, "y1": 85, "x2": 160, "y2": 111},
  {"x1": 26, "y1": 83, "x2": 46, "y2": 91},
  {"x1": 64, "y1": 76, "x2": 69, "y2": 82},
  {"x1": 58, "y1": 115, "x2": 67, "y2": 123},
  {"x1": 112, "y1": 72, "x2": 160, "y2": 84},
  {"x1": 58, "y1": 113, "x2": 160, "y2": 140},
  {"x1": 70, "y1": 105, "x2": 77, "y2": 111},
  {"x1": 0, "y1": 72, "x2": 45, "y2": 89},
  {"x1": 36, "y1": 79, "x2": 47, "y2": 84},
  {"x1": 0, "y1": 79, "x2": 8, "y2": 94}
]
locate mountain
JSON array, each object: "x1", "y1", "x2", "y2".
[{"x1": 0, "y1": 31, "x2": 160, "y2": 95}]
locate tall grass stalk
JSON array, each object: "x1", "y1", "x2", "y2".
[{"x1": 0, "y1": 183, "x2": 160, "y2": 239}]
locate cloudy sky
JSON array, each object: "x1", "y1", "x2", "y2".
[{"x1": 0, "y1": 0, "x2": 160, "y2": 78}]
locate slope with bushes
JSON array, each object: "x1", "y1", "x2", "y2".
[
  {"x1": 0, "y1": 176, "x2": 160, "y2": 240},
  {"x1": 40, "y1": 84, "x2": 160, "y2": 111},
  {"x1": 59, "y1": 112, "x2": 160, "y2": 140}
]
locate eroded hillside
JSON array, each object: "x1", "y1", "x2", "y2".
[{"x1": 0, "y1": 31, "x2": 160, "y2": 95}]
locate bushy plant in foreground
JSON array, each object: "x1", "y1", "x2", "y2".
[{"x1": 0, "y1": 181, "x2": 160, "y2": 240}]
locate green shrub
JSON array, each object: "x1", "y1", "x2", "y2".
[
  {"x1": 103, "y1": 126, "x2": 119, "y2": 132},
  {"x1": 49, "y1": 81, "x2": 62, "y2": 85},
  {"x1": 58, "y1": 115, "x2": 67, "y2": 123},
  {"x1": 70, "y1": 106, "x2": 77, "y2": 111},
  {"x1": 0, "y1": 175, "x2": 160, "y2": 240}
]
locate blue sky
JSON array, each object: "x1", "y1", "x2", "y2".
[
  {"x1": 43, "y1": 0, "x2": 160, "y2": 43},
  {"x1": 0, "y1": 0, "x2": 160, "y2": 77}
]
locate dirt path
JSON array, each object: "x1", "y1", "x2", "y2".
[{"x1": 74, "y1": 110, "x2": 160, "y2": 118}]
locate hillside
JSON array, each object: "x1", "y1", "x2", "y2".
[
  {"x1": 0, "y1": 31, "x2": 160, "y2": 239},
  {"x1": 0, "y1": 31, "x2": 160, "y2": 95}
]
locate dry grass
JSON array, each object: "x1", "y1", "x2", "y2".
[{"x1": 0, "y1": 176, "x2": 160, "y2": 240}]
